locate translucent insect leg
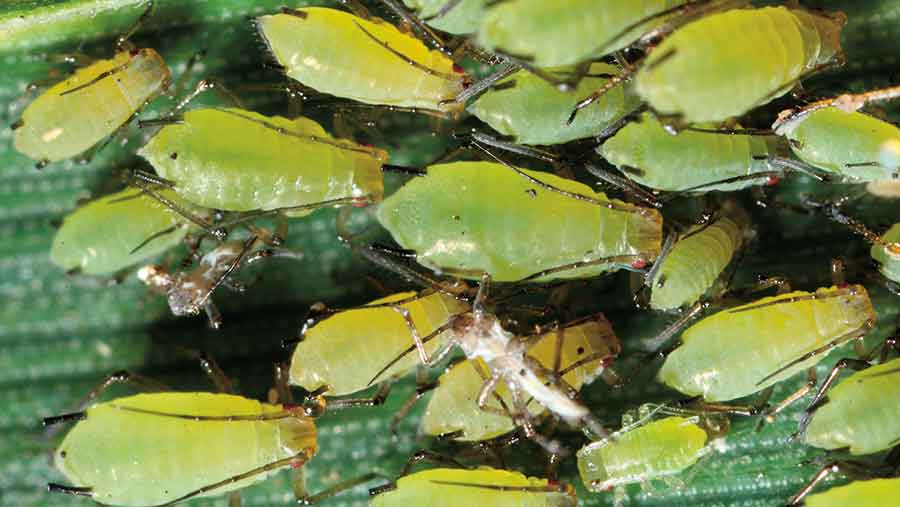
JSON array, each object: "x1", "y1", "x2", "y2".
[
  {"x1": 794, "y1": 357, "x2": 873, "y2": 439},
  {"x1": 325, "y1": 382, "x2": 393, "y2": 411},
  {"x1": 451, "y1": 62, "x2": 520, "y2": 105},
  {"x1": 175, "y1": 348, "x2": 234, "y2": 393},
  {"x1": 389, "y1": 365, "x2": 439, "y2": 436},
  {"x1": 494, "y1": 52, "x2": 585, "y2": 92},
  {"x1": 568, "y1": 70, "x2": 633, "y2": 125},
  {"x1": 297, "y1": 472, "x2": 386, "y2": 505},
  {"x1": 672, "y1": 391, "x2": 769, "y2": 418},
  {"x1": 117, "y1": 0, "x2": 155, "y2": 51},
  {"x1": 787, "y1": 461, "x2": 883, "y2": 505},
  {"x1": 465, "y1": 131, "x2": 557, "y2": 163},
  {"x1": 756, "y1": 368, "x2": 817, "y2": 431},
  {"x1": 166, "y1": 77, "x2": 246, "y2": 118},
  {"x1": 367, "y1": 321, "x2": 457, "y2": 387},
  {"x1": 47, "y1": 484, "x2": 94, "y2": 498},
  {"x1": 641, "y1": 300, "x2": 707, "y2": 352},
  {"x1": 355, "y1": 244, "x2": 471, "y2": 299}
]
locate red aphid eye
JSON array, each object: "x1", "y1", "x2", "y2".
[
  {"x1": 766, "y1": 175, "x2": 780, "y2": 186},
  {"x1": 291, "y1": 461, "x2": 303, "y2": 469},
  {"x1": 130, "y1": 48, "x2": 141, "y2": 57},
  {"x1": 631, "y1": 258, "x2": 648, "y2": 269},
  {"x1": 452, "y1": 63, "x2": 464, "y2": 74}
]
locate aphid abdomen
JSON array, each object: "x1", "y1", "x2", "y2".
[
  {"x1": 635, "y1": 7, "x2": 844, "y2": 122},
  {"x1": 50, "y1": 188, "x2": 193, "y2": 275},
  {"x1": 139, "y1": 108, "x2": 385, "y2": 213},
  {"x1": 805, "y1": 478, "x2": 900, "y2": 507},
  {"x1": 804, "y1": 358, "x2": 900, "y2": 455},
  {"x1": 657, "y1": 286, "x2": 874, "y2": 401},
  {"x1": 55, "y1": 393, "x2": 314, "y2": 506},
  {"x1": 600, "y1": 114, "x2": 770, "y2": 192},
  {"x1": 577, "y1": 416, "x2": 708, "y2": 491},
  {"x1": 257, "y1": 7, "x2": 463, "y2": 111},
  {"x1": 649, "y1": 214, "x2": 744, "y2": 310},
  {"x1": 290, "y1": 292, "x2": 467, "y2": 396},
  {"x1": 376, "y1": 161, "x2": 662, "y2": 282},
  {"x1": 778, "y1": 108, "x2": 900, "y2": 181},
  {"x1": 15, "y1": 49, "x2": 169, "y2": 162},
  {"x1": 872, "y1": 223, "x2": 900, "y2": 283},
  {"x1": 469, "y1": 63, "x2": 641, "y2": 145},
  {"x1": 402, "y1": 0, "x2": 487, "y2": 34}
]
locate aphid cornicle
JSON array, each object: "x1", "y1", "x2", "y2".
[
  {"x1": 421, "y1": 315, "x2": 620, "y2": 442},
  {"x1": 477, "y1": 0, "x2": 693, "y2": 68},
  {"x1": 657, "y1": 285, "x2": 875, "y2": 405},
  {"x1": 289, "y1": 291, "x2": 469, "y2": 396},
  {"x1": 468, "y1": 63, "x2": 641, "y2": 146},
  {"x1": 13, "y1": 48, "x2": 170, "y2": 166},
  {"x1": 599, "y1": 113, "x2": 778, "y2": 193},
  {"x1": 401, "y1": 0, "x2": 487, "y2": 35},
  {"x1": 371, "y1": 467, "x2": 576, "y2": 507},
  {"x1": 50, "y1": 188, "x2": 197, "y2": 276},
  {"x1": 634, "y1": 6, "x2": 846, "y2": 123},
  {"x1": 138, "y1": 108, "x2": 386, "y2": 215},
  {"x1": 801, "y1": 478, "x2": 900, "y2": 507},
  {"x1": 256, "y1": 7, "x2": 467, "y2": 112},
  {"x1": 376, "y1": 161, "x2": 662, "y2": 282}
]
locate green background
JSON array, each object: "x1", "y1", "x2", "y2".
[{"x1": 0, "y1": 1, "x2": 898, "y2": 506}]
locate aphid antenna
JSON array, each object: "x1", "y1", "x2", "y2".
[
  {"x1": 42, "y1": 411, "x2": 87, "y2": 427},
  {"x1": 494, "y1": 51, "x2": 585, "y2": 92},
  {"x1": 762, "y1": 156, "x2": 828, "y2": 182},
  {"x1": 357, "y1": 244, "x2": 470, "y2": 299},
  {"x1": 167, "y1": 78, "x2": 245, "y2": 118},
  {"x1": 116, "y1": 0, "x2": 155, "y2": 51},
  {"x1": 803, "y1": 198, "x2": 900, "y2": 252},
  {"x1": 568, "y1": 68, "x2": 636, "y2": 125},
  {"x1": 777, "y1": 84, "x2": 900, "y2": 128},
  {"x1": 756, "y1": 324, "x2": 871, "y2": 387},
  {"x1": 128, "y1": 225, "x2": 180, "y2": 255},
  {"x1": 376, "y1": 0, "x2": 449, "y2": 54},
  {"x1": 352, "y1": 20, "x2": 457, "y2": 82},
  {"x1": 59, "y1": 60, "x2": 133, "y2": 97},
  {"x1": 129, "y1": 175, "x2": 220, "y2": 234},
  {"x1": 584, "y1": 162, "x2": 661, "y2": 208},
  {"x1": 451, "y1": 61, "x2": 521, "y2": 106},
  {"x1": 167, "y1": 49, "x2": 211, "y2": 100},
  {"x1": 382, "y1": 164, "x2": 427, "y2": 176},
  {"x1": 466, "y1": 131, "x2": 558, "y2": 164},
  {"x1": 47, "y1": 484, "x2": 94, "y2": 497},
  {"x1": 787, "y1": 461, "x2": 885, "y2": 506}
]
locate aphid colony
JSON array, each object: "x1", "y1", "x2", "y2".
[{"x1": 21, "y1": 0, "x2": 898, "y2": 506}]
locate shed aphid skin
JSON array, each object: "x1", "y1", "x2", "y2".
[
  {"x1": 576, "y1": 404, "x2": 729, "y2": 504},
  {"x1": 656, "y1": 283, "x2": 876, "y2": 419},
  {"x1": 139, "y1": 226, "x2": 303, "y2": 329},
  {"x1": 468, "y1": 63, "x2": 642, "y2": 146},
  {"x1": 137, "y1": 108, "x2": 386, "y2": 216},
  {"x1": 376, "y1": 161, "x2": 662, "y2": 283},
  {"x1": 256, "y1": 7, "x2": 468, "y2": 113},
  {"x1": 793, "y1": 478, "x2": 900, "y2": 507},
  {"x1": 422, "y1": 314, "x2": 621, "y2": 442},
  {"x1": 631, "y1": 6, "x2": 846, "y2": 123},
  {"x1": 773, "y1": 85, "x2": 900, "y2": 182},
  {"x1": 401, "y1": 0, "x2": 487, "y2": 35},
  {"x1": 50, "y1": 188, "x2": 200, "y2": 276}
]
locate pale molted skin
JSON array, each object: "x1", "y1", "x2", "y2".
[
  {"x1": 469, "y1": 63, "x2": 641, "y2": 146},
  {"x1": 635, "y1": 7, "x2": 845, "y2": 122},
  {"x1": 804, "y1": 357, "x2": 900, "y2": 455},
  {"x1": 658, "y1": 285, "x2": 875, "y2": 401},
  {"x1": 139, "y1": 108, "x2": 385, "y2": 215},
  {"x1": 402, "y1": 0, "x2": 487, "y2": 35},
  {"x1": 50, "y1": 188, "x2": 193, "y2": 275},
  {"x1": 423, "y1": 317, "x2": 619, "y2": 441},
  {"x1": 376, "y1": 161, "x2": 662, "y2": 282},
  {"x1": 478, "y1": 0, "x2": 691, "y2": 67},
  {"x1": 14, "y1": 48, "x2": 169, "y2": 162},
  {"x1": 600, "y1": 113, "x2": 774, "y2": 192},
  {"x1": 55, "y1": 392, "x2": 316, "y2": 507},
  {"x1": 776, "y1": 107, "x2": 900, "y2": 182},
  {"x1": 290, "y1": 291, "x2": 469, "y2": 396},
  {"x1": 257, "y1": 7, "x2": 465, "y2": 111},
  {"x1": 371, "y1": 467, "x2": 576, "y2": 507},
  {"x1": 872, "y1": 223, "x2": 900, "y2": 283},
  {"x1": 804, "y1": 478, "x2": 900, "y2": 507},
  {"x1": 577, "y1": 416, "x2": 708, "y2": 491}
]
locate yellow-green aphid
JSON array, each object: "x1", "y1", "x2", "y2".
[
  {"x1": 290, "y1": 291, "x2": 469, "y2": 396},
  {"x1": 469, "y1": 63, "x2": 641, "y2": 146},
  {"x1": 635, "y1": 7, "x2": 845, "y2": 123},
  {"x1": 803, "y1": 478, "x2": 900, "y2": 507},
  {"x1": 50, "y1": 188, "x2": 195, "y2": 275},
  {"x1": 872, "y1": 223, "x2": 900, "y2": 284},
  {"x1": 376, "y1": 161, "x2": 662, "y2": 282},
  {"x1": 657, "y1": 285, "x2": 875, "y2": 402},
  {"x1": 648, "y1": 207, "x2": 748, "y2": 310},
  {"x1": 52, "y1": 392, "x2": 317, "y2": 506},
  {"x1": 803, "y1": 357, "x2": 900, "y2": 455},
  {"x1": 478, "y1": 0, "x2": 692, "y2": 67},
  {"x1": 371, "y1": 467, "x2": 576, "y2": 507},
  {"x1": 138, "y1": 108, "x2": 386, "y2": 216},
  {"x1": 600, "y1": 113, "x2": 775, "y2": 192},
  {"x1": 256, "y1": 7, "x2": 466, "y2": 112},
  {"x1": 402, "y1": 0, "x2": 487, "y2": 35},
  {"x1": 422, "y1": 316, "x2": 620, "y2": 441},
  {"x1": 13, "y1": 48, "x2": 170, "y2": 165}
]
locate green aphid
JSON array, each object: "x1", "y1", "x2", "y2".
[
  {"x1": 469, "y1": 63, "x2": 641, "y2": 146},
  {"x1": 401, "y1": 0, "x2": 487, "y2": 35},
  {"x1": 872, "y1": 223, "x2": 900, "y2": 284},
  {"x1": 803, "y1": 478, "x2": 900, "y2": 507}
]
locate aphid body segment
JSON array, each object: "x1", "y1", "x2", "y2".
[
  {"x1": 469, "y1": 63, "x2": 641, "y2": 146},
  {"x1": 138, "y1": 108, "x2": 386, "y2": 215},
  {"x1": 775, "y1": 107, "x2": 900, "y2": 182},
  {"x1": 256, "y1": 7, "x2": 465, "y2": 111},
  {"x1": 576, "y1": 415, "x2": 709, "y2": 492},
  {"x1": 804, "y1": 478, "x2": 900, "y2": 507},
  {"x1": 657, "y1": 285, "x2": 875, "y2": 401},
  {"x1": 648, "y1": 209, "x2": 747, "y2": 310},
  {"x1": 371, "y1": 467, "x2": 576, "y2": 507},
  {"x1": 290, "y1": 291, "x2": 469, "y2": 395},
  {"x1": 872, "y1": 223, "x2": 900, "y2": 284},
  {"x1": 376, "y1": 161, "x2": 662, "y2": 282},
  {"x1": 804, "y1": 357, "x2": 900, "y2": 455},
  {"x1": 635, "y1": 7, "x2": 845, "y2": 122},
  {"x1": 478, "y1": 0, "x2": 692, "y2": 67},
  {"x1": 422, "y1": 316, "x2": 620, "y2": 441},
  {"x1": 401, "y1": 0, "x2": 487, "y2": 34},
  {"x1": 14, "y1": 48, "x2": 170, "y2": 163},
  {"x1": 50, "y1": 188, "x2": 195, "y2": 275},
  {"x1": 54, "y1": 392, "x2": 316, "y2": 506},
  {"x1": 600, "y1": 113, "x2": 774, "y2": 192}
]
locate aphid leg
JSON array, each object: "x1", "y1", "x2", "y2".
[
  {"x1": 166, "y1": 77, "x2": 246, "y2": 118},
  {"x1": 47, "y1": 484, "x2": 94, "y2": 498},
  {"x1": 450, "y1": 62, "x2": 520, "y2": 106},
  {"x1": 326, "y1": 382, "x2": 393, "y2": 411},
  {"x1": 177, "y1": 348, "x2": 234, "y2": 393},
  {"x1": 795, "y1": 357, "x2": 873, "y2": 438},
  {"x1": 297, "y1": 472, "x2": 386, "y2": 505},
  {"x1": 584, "y1": 162, "x2": 661, "y2": 208},
  {"x1": 402, "y1": 449, "x2": 467, "y2": 475},
  {"x1": 756, "y1": 369, "x2": 817, "y2": 431},
  {"x1": 787, "y1": 461, "x2": 882, "y2": 505},
  {"x1": 568, "y1": 71, "x2": 632, "y2": 125},
  {"x1": 464, "y1": 131, "x2": 558, "y2": 163},
  {"x1": 167, "y1": 48, "x2": 209, "y2": 99},
  {"x1": 376, "y1": 0, "x2": 448, "y2": 53},
  {"x1": 203, "y1": 301, "x2": 223, "y2": 330},
  {"x1": 495, "y1": 52, "x2": 583, "y2": 92},
  {"x1": 756, "y1": 325, "x2": 872, "y2": 387},
  {"x1": 117, "y1": 0, "x2": 155, "y2": 51},
  {"x1": 389, "y1": 365, "x2": 439, "y2": 436},
  {"x1": 641, "y1": 300, "x2": 706, "y2": 352}
]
